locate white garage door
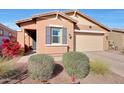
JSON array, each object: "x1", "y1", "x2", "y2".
[{"x1": 75, "y1": 33, "x2": 104, "y2": 51}]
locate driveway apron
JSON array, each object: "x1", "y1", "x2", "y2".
[{"x1": 85, "y1": 51, "x2": 124, "y2": 77}]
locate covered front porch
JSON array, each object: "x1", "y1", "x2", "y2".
[{"x1": 24, "y1": 29, "x2": 36, "y2": 53}]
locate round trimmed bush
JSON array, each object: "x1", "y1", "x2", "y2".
[
  {"x1": 28, "y1": 54, "x2": 55, "y2": 81},
  {"x1": 63, "y1": 52, "x2": 90, "y2": 79}
]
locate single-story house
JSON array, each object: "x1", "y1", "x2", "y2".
[
  {"x1": 16, "y1": 10, "x2": 110, "y2": 56},
  {"x1": 0, "y1": 23, "x2": 16, "y2": 44},
  {"x1": 108, "y1": 28, "x2": 124, "y2": 50}
]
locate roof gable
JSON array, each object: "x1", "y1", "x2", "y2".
[
  {"x1": 64, "y1": 10, "x2": 110, "y2": 31},
  {"x1": 16, "y1": 11, "x2": 77, "y2": 26}
]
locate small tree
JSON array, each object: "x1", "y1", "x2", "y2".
[{"x1": 1, "y1": 37, "x2": 21, "y2": 58}]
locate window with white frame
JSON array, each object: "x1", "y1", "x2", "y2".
[
  {"x1": 51, "y1": 27, "x2": 62, "y2": 44},
  {"x1": 46, "y1": 26, "x2": 67, "y2": 45}
]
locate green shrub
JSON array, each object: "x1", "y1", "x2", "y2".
[
  {"x1": 28, "y1": 54, "x2": 55, "y2": 81},
  {"x1": 90, "y1": 59, "x2": 109, "y2": 75},
  {"x1": 63, "y1": 52, "x2": 90, "y2": 79},
  {"x1": 0, "y1": 61, "x2": 19, "y2": 78}
]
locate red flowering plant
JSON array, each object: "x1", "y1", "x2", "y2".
[{"x1": 1, "y1": 36, "x2": 21, "y2": 58}]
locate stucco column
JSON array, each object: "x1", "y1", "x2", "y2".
[
  {"x1": 36, "y1": 20, "x2": 47, "y2": 54},
  {"x1": 36, "y1": 21, "x2": 43, "y2": 54},
  {"x1": 25, "y1": 31, "x2": 30, "y2": 47}
]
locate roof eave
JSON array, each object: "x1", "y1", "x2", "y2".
[
  {"x1": 32, "y1": 12, "x2": 77, "y2": 23},
  {"x1": 16, "y1": 12, "x2": 77, "y2": 27},
  {"x1": 16, "y1": 18, "x2": 33, "y2": 27},
  {"x1": 64, "y1": 10, "x2": 110, "y2": 31}
]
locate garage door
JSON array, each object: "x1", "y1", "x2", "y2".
[{"x1": 75, "y1": 33, "x2": 104, "y2": 51}]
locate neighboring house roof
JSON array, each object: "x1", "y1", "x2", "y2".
[
  {"x1": 64, "y1": 10, "x2": 110, "y2": 31},
  {"x1": 0, "y1": 23, "x2": 16, "y2": 35},
  {"x1": 111, "y1": 28, "x2": 124, "y2": 33},
  {"x1": 16, "y1": 11, "x2": 77, "y2": 26}
]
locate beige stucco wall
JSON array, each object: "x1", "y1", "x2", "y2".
[
  {"x1": 75, "y1": 24, "x2": 108, "y2": 31},
  {"x1": 108, "y1": 31, "x2": 124, "y2": 50},
  {"x1": 20, "y1": 21, "x2": 36, "y2": 30},
  {"x1": 17, "y1": 31, "x2": 24, "y2": 47},
  {"x1": 73, "y1": 14, "x2": 96, "y2": 26},
  {"x1": 36, "y1": 15, "x2": 74, "y2": 55}
]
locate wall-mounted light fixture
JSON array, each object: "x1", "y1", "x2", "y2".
[{"x1": 89, "y1": 26, "x2": 92, "y2": 29}]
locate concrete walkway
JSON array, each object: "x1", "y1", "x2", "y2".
[
  {"x1": 17, "y1": 53, "x2": 36, "y2": 63},
  {"x1": 17, "y1": 53, "x2": 62, "y2": 63},
  {"x1": 85, "y1": 51, "x2": 124, "y2": 77}
]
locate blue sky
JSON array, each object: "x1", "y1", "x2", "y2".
[{"x1": 0, "y1": 9, "x2": 124, "y2": 30}]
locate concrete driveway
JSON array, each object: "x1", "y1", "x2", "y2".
[{"x1": 85, "y1": 51, "x2": 124, "y2": 77}]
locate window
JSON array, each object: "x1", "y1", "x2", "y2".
[
  {"x1": 51, "y1": 27, "x2": 62, "y2": 44},
  {"x1": 0, "y1": 30, "x2": 4, "y2": 36},
  {"x1": 46, "y1": 26, "x2": 67, "y2": 45}
]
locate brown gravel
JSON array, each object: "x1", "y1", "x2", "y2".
[
  {"x1": 18, "y1": 62, "x2": 124, "y2": 84},
  {"x1": 1, "y1": 61, "x2": 124, "y2": 84}
]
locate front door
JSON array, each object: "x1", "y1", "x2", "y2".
[{"x1": 31, "y1": 30, "x2": 36, "y2": 50}]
